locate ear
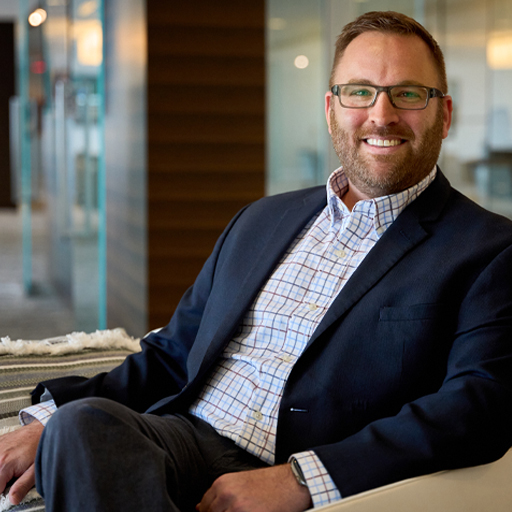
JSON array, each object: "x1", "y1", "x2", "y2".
[
  {"x1": 441, "y1": 95, "x2": 453, "y2": 139},
  {"x1": 325, "y1": 91, "x2": 333, "y2": 135}
]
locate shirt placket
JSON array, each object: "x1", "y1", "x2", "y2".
[{"x1": 237, "y1": 241, "x2": 325, "y2": 462}]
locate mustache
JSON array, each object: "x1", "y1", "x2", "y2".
[{"x1": 356, "y1": 126, "x2": 415, "y2": 140}]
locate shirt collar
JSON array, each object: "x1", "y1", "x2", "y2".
[{"x1": 326, "y1": 166, "x2": 437, "y2": 237}]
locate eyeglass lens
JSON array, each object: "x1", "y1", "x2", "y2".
[{"x1": 338, "y1": 85, "x2": 429, "y2": 109}]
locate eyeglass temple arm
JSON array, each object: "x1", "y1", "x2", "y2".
[{"x1": 429, "y1": 88, "x2": 445, "y2": 98}]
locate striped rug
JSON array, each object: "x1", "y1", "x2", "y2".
[{"x1": 0, "y1": 328, "x2": 141, "y2": 511}]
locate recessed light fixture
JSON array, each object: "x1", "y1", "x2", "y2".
[
  {"x1": 294, "y1": 55, "x2": 309, "y2": 69},
  {"x1": 487, "y1": 33, "x2": 512, "y2": 69},
  {"x1": 28, "y1": 8, "x2": 48, "y2": 27}
]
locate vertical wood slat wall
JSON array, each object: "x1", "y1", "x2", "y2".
[{"x1": 146, "y1": 1, "x2": 266, "y2": 330}]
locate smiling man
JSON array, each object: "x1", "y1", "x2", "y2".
[
  {"x1": 326, "y1": 26, "x2": 452, "y2": 208},
  {"x1": 2, "y1": 11, "x2": 512, "y2": 512}
]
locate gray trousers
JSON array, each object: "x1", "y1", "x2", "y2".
[{"x1": 35, "y1": 397, "x2": 268, "y2": 512}]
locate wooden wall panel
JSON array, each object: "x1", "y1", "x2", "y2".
[{"x1": 146, "y1": 1, "x2": 265, "y2": 329}]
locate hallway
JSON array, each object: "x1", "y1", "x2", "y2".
[{"x1": 0, "y1": 207, "x2": 74, "y2": 341}]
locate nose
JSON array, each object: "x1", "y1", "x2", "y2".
[{"x1": 368, "y1": 90, "x2": 400, "y2": 126}]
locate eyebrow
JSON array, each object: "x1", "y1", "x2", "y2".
[{"x1": 343, "y1": 79, "x2": 428, "y2": 87}]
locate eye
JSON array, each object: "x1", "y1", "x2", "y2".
[
  {"x1": 398, "y1": 90, "x2": 420, "y2": 98},
  {"x1": 392, "y1": 87, "x2": 426, "y2": 103},
  {"x1": 349, "y1": 87, "x2": 374, "y2": 97}
]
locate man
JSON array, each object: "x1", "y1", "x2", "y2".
[{"x1": 2, "y1": 10, "x2": 512, "y2": 512}]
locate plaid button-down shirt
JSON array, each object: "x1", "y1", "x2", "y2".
[
  {"x1": 188, "y1": 166, "x2": 436, "y2": 506},
  {"x1": 22, "y1": 166, "x2": 435, "y2": 507}
]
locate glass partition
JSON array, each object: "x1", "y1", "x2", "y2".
[
  {"x1": 16, "y1": 0, "x2": 106, "y2": 330},
  {"x1": 266, "y1": 0, "x2": 328, "y2": 195},
  {"x1": 17, "y1": 0, "x2": 33, "y2": 293}
]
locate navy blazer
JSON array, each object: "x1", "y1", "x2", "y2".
[{"x1": 37, "y1": 170, "x2": 512, "y2": 498}]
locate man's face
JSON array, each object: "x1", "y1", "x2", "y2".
[{"x1": 325, "y1": 32, "x2": 453, "y2": 202}]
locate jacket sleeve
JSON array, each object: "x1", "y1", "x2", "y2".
[
  {"x1": 314, "y1": 243, "x2": 512, "y2": 498},
  {"x1": 32, "y1": 205, "x2": 251, "y2": 412}
]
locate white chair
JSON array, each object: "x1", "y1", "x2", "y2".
[{"x1": 316, "y1": 448, "x2": 512, "y2": 512}]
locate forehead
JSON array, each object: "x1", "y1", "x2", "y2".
[{"x1": 333, "y1": 32, "x2": 439, "y2": 87}]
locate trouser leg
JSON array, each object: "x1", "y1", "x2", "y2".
[{"x1": 35, "y1": 397, "x2": 267, "y2": 512}]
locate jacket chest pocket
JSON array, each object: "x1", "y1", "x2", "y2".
[
  {"x1": 379, "y1": 303, "x2": 444, "y2": 322},
  {"x1": 378, "y1": 303, "x2": 451, "y2": 393}
]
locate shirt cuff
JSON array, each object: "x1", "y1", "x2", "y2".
[
  {"x1": 290, "y1": 451, "x2": 342, "y2": 508},
  {"x1": 19, "y1": 399, "x2": 57, "y2": 427}
]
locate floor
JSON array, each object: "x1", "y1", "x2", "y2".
[{"x1": 0, "y1": 207, "x2": 75, "y2": 340}]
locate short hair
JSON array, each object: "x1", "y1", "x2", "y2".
[{"x1": 329, "y1": 11, "x2": 448, "y2": 93}]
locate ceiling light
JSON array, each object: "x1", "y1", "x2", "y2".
[
  {"x1": 487, "y1": 33, "x2": 512, "y2": 69},
  {"x1": 294, "y1": 55, "x2": 309, "y2": 69},
  {"x1": 28, "y1": 8, "x2": 48, "y2": 27}
]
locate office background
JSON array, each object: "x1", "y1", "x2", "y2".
[{"x1": 0, "y1": 0, "x2": 511, "y2": 339}]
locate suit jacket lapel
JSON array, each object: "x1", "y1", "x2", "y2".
[
  {"x1": 193, "y1": 187, "x2": 328, "y2": 378},
  {"x1": 305, "y1": 170, "x2": 452, "y2": 348}
]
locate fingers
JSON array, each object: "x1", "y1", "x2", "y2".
[
  {"x1": 196, "y1": 477, "x2": 232, "y2": 512},
  {"x1": 0, "y1": 436, "x2": 17, "y2": 493},
  {"x1": 196, "y1": 485, "x2": 217, "y2": 512},
  {"x1": 0, "y1": 422, "x2": 43, "y2": 501},
  {"x1": 8, "y1": 464, "x2": 36, "y2": 506}
]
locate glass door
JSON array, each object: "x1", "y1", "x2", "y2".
[{"x1": 16, "y1": 0, "x2": 106, "y2": 331}]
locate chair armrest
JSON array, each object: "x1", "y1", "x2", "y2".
[{"x1": 315, "y1": 448, "x2": 512, "y2": 512}]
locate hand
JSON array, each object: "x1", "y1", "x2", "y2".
[
  {"x1": 196, "y1": 464, "x2": 312, "y2": 512},
  {"x1": 0, "y1": 421, "x2": 44, "y2": 505}
]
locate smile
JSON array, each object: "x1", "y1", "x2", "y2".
[{"x1": 364, "y1": 138, "x2": 404, "y2": 147}]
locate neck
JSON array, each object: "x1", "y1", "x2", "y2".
[{"x1": 341, "y1": 186, "x2": 371, "y2": 211}]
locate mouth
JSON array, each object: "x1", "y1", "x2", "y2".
[{"x1": 363, "y1": 138, "x2": 406, "y2": 147}]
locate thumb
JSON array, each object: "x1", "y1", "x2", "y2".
[{"x1": 8, "y1": 464, "x2": 36, "y2": 506}]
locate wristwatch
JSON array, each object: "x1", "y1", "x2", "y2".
[{"x1": 289, "y1": 457, "x2": 308, "y2": 487}]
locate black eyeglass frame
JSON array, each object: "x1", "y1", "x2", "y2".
[{"x1": 330, "y1": 84, "x2": 446, "y2": 110}]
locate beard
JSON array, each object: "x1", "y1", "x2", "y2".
[{"x1": 329, "y1": 105, "x2": 445, "y2": 198}]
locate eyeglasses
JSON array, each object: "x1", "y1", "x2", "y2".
[{"x1": 330, "y1": 84, "x2": 445, "y2": 110}]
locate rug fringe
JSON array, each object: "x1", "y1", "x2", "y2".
[{"x1": 0, "y1": 328, "x2": 140, "y2": 356}]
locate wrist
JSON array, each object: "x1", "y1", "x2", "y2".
[{"x1": 286, "y1": 460, "x2": 312, "y2": 509}]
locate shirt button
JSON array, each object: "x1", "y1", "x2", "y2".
[
  {"x1": 253, "y1": 411, "x2": 263, "y2": 421},
  {"x1": 282, "y1": 354, "x2": 293, "y2": 363},
  {"x1": 334, "y1": 249, "x2": 346, "y2": 258},
  {"x1": 308, "y1": 303, "x2": 318, "y2": 311}
]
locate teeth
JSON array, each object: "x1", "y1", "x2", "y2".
[{"x1": 366, "y1": 138, "x2": 402, "y2": 147}]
